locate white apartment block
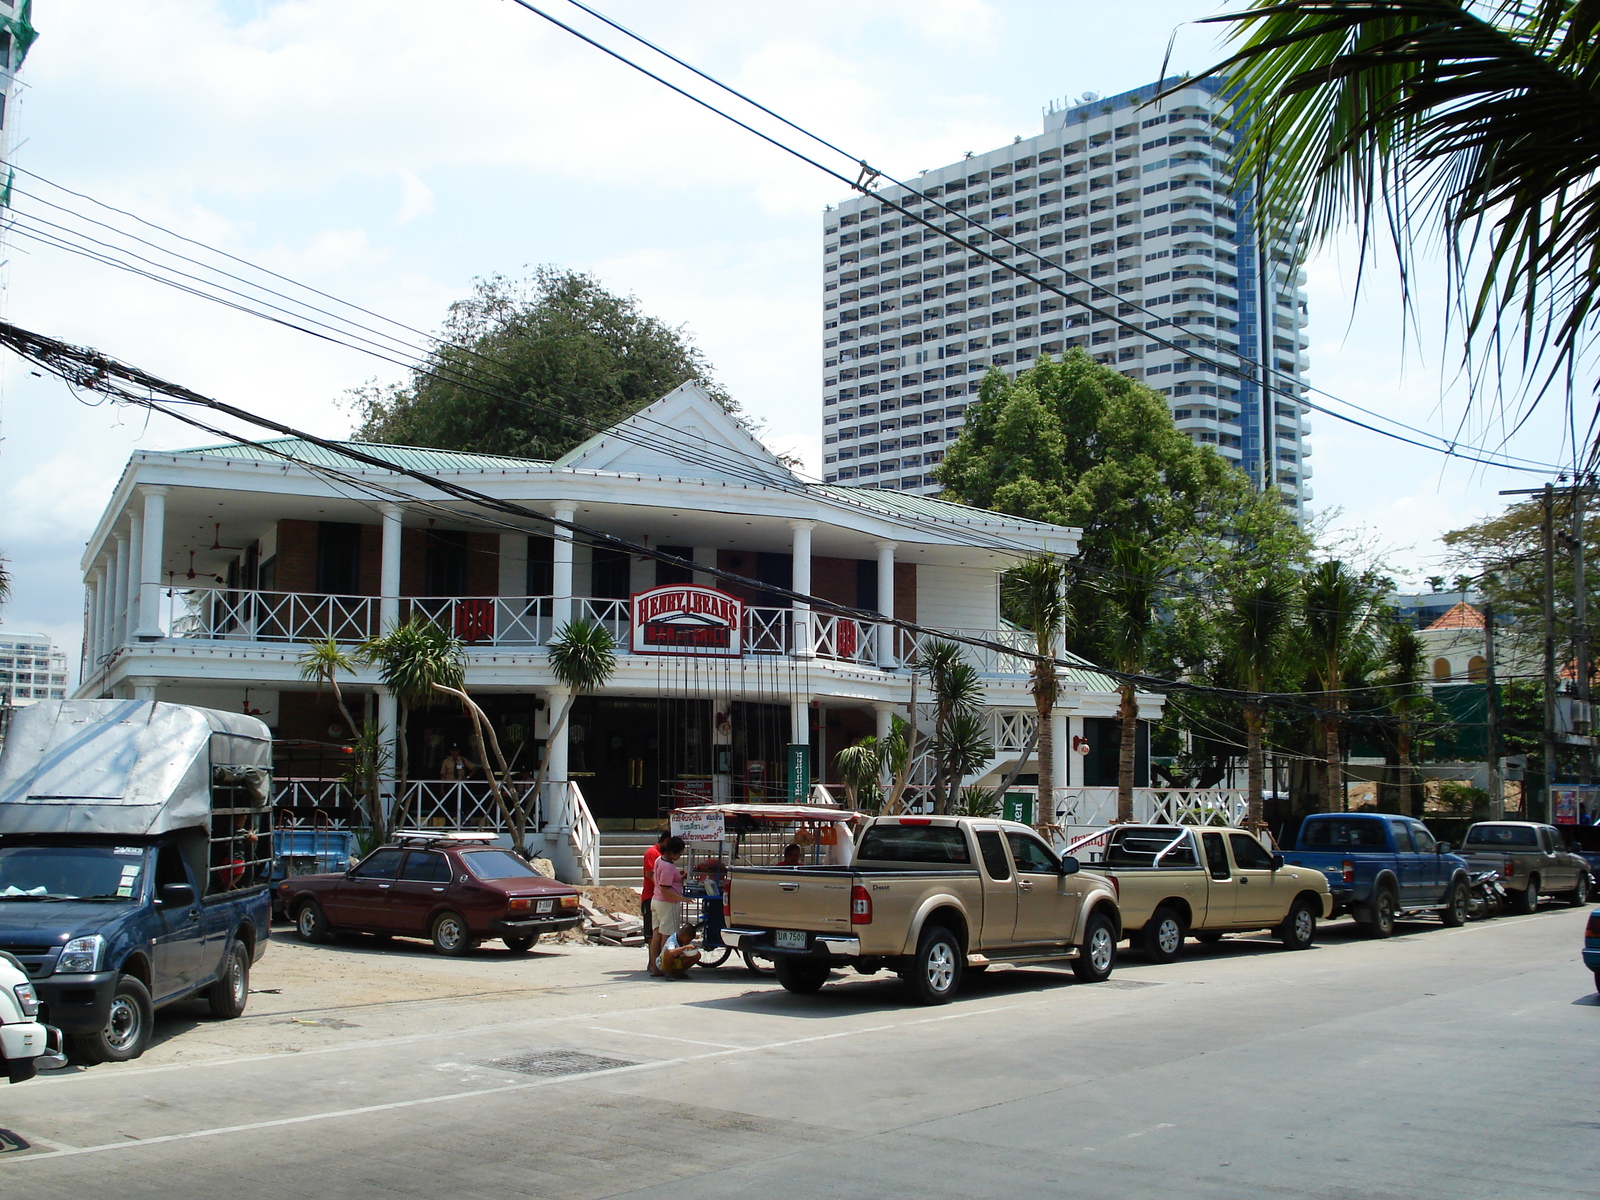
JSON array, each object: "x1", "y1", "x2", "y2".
[
  {"x1": 0, "y1": 632, "x2": 68, "y2": 705},
  {"x1": 820, "y1": 77, "x2": 1312, "y2": 513}
]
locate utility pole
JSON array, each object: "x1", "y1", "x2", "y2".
[
  {"x1": 1575, "y1": 481, "x2": 1592, "y2": 790},
  {"x1": 1543, "y1": 484, "x2": 1558, "y2": 820},
  {"x1": 1484, "y1": 600, "x2": 1502, "y2": 819}
]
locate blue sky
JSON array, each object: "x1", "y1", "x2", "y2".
[{"x1": 0, "y1": 0, "x2": 1575, "y2": 673}]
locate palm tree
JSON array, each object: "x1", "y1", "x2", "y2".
[
  {"x1": 1426, "y1": 576, "x2": 1446, "y2": 594},
  {"x1": 529, "y1": 617, "x2": 618, "y2": 837},
  {"x1": 1381, "y1": 623, "x2": 1428, "y2": 818},
  {"x1": 1220, "y1": 574, "x2": 1295, "y2": 827},
  {"x1": 1302, "y1": 561, "x2": 1379, "y2": 812},
  {"x1": 915, "y1": 639, "x2": 987, "y2": 814},
  {"x1": 1098, "y1": 540, "x2": 1167, "y2": 823},
  {"x1": 358, "y1": 618, "x2": 465, "y2": 829},
  {"x1": 1001, "y1": 555, "x2": 1069, "y2": 820},
  {"x1": 296, "y1": 637, "x2": 384, "y2": 835},
  {"x1": 835, "y1": 738, "x2": 884, "y2": 811},
  {"x1": 1205, "y1": 2, "x2": 1600, "y2": 442}
]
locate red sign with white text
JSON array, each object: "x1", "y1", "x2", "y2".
[{"x1": 631, "y1": 585, "x2": 744, "y2": 656}]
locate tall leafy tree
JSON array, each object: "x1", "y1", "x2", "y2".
[
  {"x1": 358, "y1": 618, "x2": 465, "y2": 827},
  {"x1": 348, "y1": 268, "x2": 737, "y2": 460},
  {"x1": 296, "y1": 638, "x2": 387, "y2": 837},
  {"x1": 915, "y1": 639, "x2": 990, "y2": 814},
  {"x1": 1001, "y1": 554, "x2": 1069, "y2": 809},
  {"x1": 1099, "y1": 540, "x2": 1170, "y2": 823},
  {"x1": 1206, "y1": 1, "x2": 1600, "y2": 444},
  {"x1": 1302, "y1": 561, "x2": 1382, "y2": 812},
  {"x1": 1220, "y1": 573, "x2": 1296, "y2": 826},
  {"x1": 1379, "y1": 622, "x2": 1429, "y2": 817}
]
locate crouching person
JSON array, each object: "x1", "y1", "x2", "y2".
[{"x1": 658, "y1": 923, "x2": 701, "y2": 979}]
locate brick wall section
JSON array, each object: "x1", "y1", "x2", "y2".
[
  {"x1": 810, "y1": 556, "x2": 860, "y2": 608},
  {"x1": 359, "y1": 524, "x2": 382, "y2": 596},
  {"x1": 895, "y1": 562, "x2": 917, "y2": 625},
  {"x1": 274, "y1": 520, "x2": 318, "y2": 593},
  {"x1": 400, "y1": 529, "x2": 427, "y2": 597},
  {"x1": 467, "y1": 533, "x2": 499, "y2": 596}
]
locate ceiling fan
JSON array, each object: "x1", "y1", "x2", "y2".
[{"x1": 208, "y1": 523, "x2": 245, "y2": 551}]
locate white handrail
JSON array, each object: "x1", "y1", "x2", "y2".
[{"x1": 566, "y1": 780, "x2": 599, "y2": 885}]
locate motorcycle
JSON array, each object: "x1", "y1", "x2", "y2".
[{"x1": 1466, "y1": 869, "x2": 1506, "y2": 921}]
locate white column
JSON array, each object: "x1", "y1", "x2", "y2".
[
  {"x1": 551, "y1": 504, "x2": 575, "y2": 632},
  {"x1": 126, "y1": 511, "x2": 143, "y2": 641},
  {"x1": 129, "y1": 677, "x2": 157, "y2": 702},
  {"x1": 876, "y1": 540, "x2": 897, "y2": 669},
  {"x1": 790, "y1": 693, "x2": 810, "y2": 746},
  {"x1": 135, "y1": 486, "x2": 168, "y2": 638},
  {"x1": 874, "y1": 702, "x2": 895, "y2": 794},
  {"x1": 380, "y1": 503, "x2": 403, "y2": 632},
  {"x1": 1068, "y1": 715, "x2": 1086, "y2": 789},
  {"x1": 1050, "y1": 711, "x2": 1070, "y2": 819},
  {"x1": 111, "y1": 533, "x2": 130, "y2": 649},
  {"x1": 97, "y1": 564, "x2": 113, "y2": 665},
  {"x1": 790, "y1": 520, "x2": 814, "y2": 656},
  {"x1": 85, "y1": 571, "x2": 101, "y2": 669}
]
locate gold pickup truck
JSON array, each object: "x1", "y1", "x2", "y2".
[
  {"x1": 1082, "y1": 824, "x2": 1333, "y2": 962},
  {"x1": 722, "y1": 815, "x2": 1122, "y2": 1005}
]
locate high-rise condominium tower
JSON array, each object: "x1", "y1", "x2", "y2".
[{"x1": 819, "y1": 77, "x2": 1311, "y2": 514}]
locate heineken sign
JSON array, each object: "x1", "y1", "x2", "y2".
[{"x1": 631, "y1": 585, "x2": 744, "y2": 656}]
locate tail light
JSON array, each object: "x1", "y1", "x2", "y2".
[
  {"x1": 1587, "y1": 912, "x2": 1600, "y2": 940},
  {"x1": 1342, "y1": 860, "x2": 1355, "y2": 885},
  {"x1": 723, "y1": 876, "x2": 732, "y2": 910},
  {"x1": 850, "y1": 884, "x2": 872, "y2": 925},
  {"x1": 1503, "y1": 858, "x2": 1515, "y2": 877}
]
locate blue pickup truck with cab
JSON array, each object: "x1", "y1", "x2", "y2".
[
  {"x1": 1281, "y1": 812, "x2": 1470, "y2": 937},
  {"x1": 0, "y1": 700, "x2": 272, "y2": 1063}
]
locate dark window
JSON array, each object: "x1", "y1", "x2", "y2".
[
  {"x1": 1463, "y1": 824, "x2": 1538, "y2": 847},
  {"x1": 1006, "y1": 832, "x2": 1059, "y2": 874},
  {"x1": 424, "y1": 530, "x2": 468, "y2": 597},
  {"x1": 1299, "y1": 818, "x2": 1388, "y2": 849},
  {"x1": 526, "y1": 536, "x2": 554, "y2": 596},
  {"x1": 257, "y1": 555, "x2": 277, "y2": 592},
  {"x1": 315, "y1": 522, "x2": 363, "y2": 595},
  {"x1": 1543, "y1": 827, "x2": 1567, "y2": 853},
  {"x1": 656, "y1": 544, "x2": 694, "y2": 587},
  {"x1": 856, "y1": 559, "x2": 880, "y2": 612},
  {"x1": 1202, "y1": 832, "x2": 1230, "y2": 880},
  {"x1": 352, "y1": 849, "x2": 405, "y2": 879},
  {"x1": 976, "y1": 830, "x2": 1011, "y2": 880},
  {"x1": 1410, "y1": 825, "x2": 1437, "y2": 854},
  {"x1": 461, "y1": 849, "x2": 540, "y2": 880},
  {"x1": 155, "y1": 844, "x2": 189, "y2": 891},
  {"x1": 590, "y1": 544, "x2": 631, "y2": 599},
  {"x1": 400, "y1": 851, "x2": 450, "y2": 882},
  {"x1": 754, "y1": 552, "x2": 793, "y2": 607},
  {"x1": 1387, "y1": 820, "x2": 1414, "y2": 853},
  {"x1": 1228, "y1": 833, "x2": 1275, "y2": 870},
  {"x1": 857, "y1": 825, "x2": 971, "y2": 863}
]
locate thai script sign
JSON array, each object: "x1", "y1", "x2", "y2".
[
  {"x1": 671, "y1": 810, "x2": 726, "y2": 842},
  {"x1": 631, "y1": 585, "x2": 743, "y2": 656}
]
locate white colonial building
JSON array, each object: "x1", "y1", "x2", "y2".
[{"x1": 76, "y1": 387, "x2": 1164, "y2": 880}]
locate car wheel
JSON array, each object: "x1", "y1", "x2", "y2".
[
  {"x1": 1511, "y1": 875, "x2": 1539, "y2": 915},
  {"x1": 1278, "y1": 899, "x2": 1317, "y2": 951},
  {"x1": 774, "y1": 957, "x2": 830, "y2": 995},
  {"x1": 1594, "y1": 969, "x2": 1600, "y2": 997},
  {"x1": 502, "y1": 935, "x2": 537, "y2": 953},
  {"x1": 206, "y1": 940, "x2": 250, "y2": 1019},
  {"x1": 1565, "y1": 873, "x2": 1591, "y2": 908},
  {"x1": 1441, "y1": 881, "x2": 1469, "y2": 927},
  {"x1": 431, "y1": 911, "x2": 476, "y2": 957},
  {"x1": 294, "y1": 900, "x2": 332, "y2": 944},
  {"x1": 70, "y1": 974, "x2": 153, "y2": 1064},
  {"x1": 905, "y1": 925, "x2": 962, "y2": 1005},
  {"x1": 1359, "y1": 887, "x2": 1397, "y2": 939},
  {"x1": 1142, "y1": 906, "x2": 1186, "y2": 964},
  {"x1": 1072, "y1": 911, "x2": 1117, "y2": 983},
  {"x1": 1195, "y1": 932, "x2": 1225, "y2": 945}
]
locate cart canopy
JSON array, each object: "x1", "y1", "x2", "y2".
[{"x1": 0, "y1": 700, "x2": 271, "y2": 837}]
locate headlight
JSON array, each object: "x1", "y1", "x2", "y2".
[
  {"x1": 57, "y1": 934, "x2": 104, "y2": 974},
  {"x1": 12, "y1": 981, "x2": 39, "y2": 1018}
]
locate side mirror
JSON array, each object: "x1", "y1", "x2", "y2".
[
  {"x1": 1437, "y1": 842, "x2": 1452, "y2": 855},
  {"x1": 1270, "y1": 854, "x2": 1285, "y2": 871},
  {"x1": 159, "y1": 882, "x2": 196, "y2": 908},
  {"x1": 1060, "y1": 854, "x2": 1081, "y2": 875}
]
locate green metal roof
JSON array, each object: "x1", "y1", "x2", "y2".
[
  {"x1": 809, "y1": 484, "x2": 1073, "y2": 535},
  {"x1": 172, "y1": 437, "x2": 550, "y2": 473}
]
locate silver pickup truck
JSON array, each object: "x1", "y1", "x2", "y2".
[
  {"x1": 1459, "y1": 821, "x2": 1592, "y2": 913},
  {"x1": 723, "y1": 815, "x2": 1122, "y2": 1005}
]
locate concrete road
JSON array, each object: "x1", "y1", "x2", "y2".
[{"x1": 1, "y1": 907, "x2": 1595, "y2": 1199}]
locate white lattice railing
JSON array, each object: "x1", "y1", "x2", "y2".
[
  {"x1": 179, "y1": 588, "x2": 379, "y2": 642},
  {"x1": 811, "y1": 612, "x2": 878, "y2": 665},
  {"x1": 273, "y1": 779, "x2": 352, "y2": 811},
  {"x1": 1042, "y1": 787, "x2": 1253, "y2": 829},
  {"x1": 987, "y1": 710, "x2": 1037, "y2": 755},
  {"x1": 403, "y1": 780, "x2": 522, "y2": 830},
  {"x1": 406, "y1": 596, "x2": 552, "y2": 646},
  {"x1": 898, "y1": 627, "x2": 1033, "y2": 675}
]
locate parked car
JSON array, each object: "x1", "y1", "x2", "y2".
[
  {"x1": 1086, "y1": 825, "x2": 1332, "y2": 961},
  {"x1": 279, "y1": 833, "x2": 582, "y2": 955},
  {"x1": 1584, "y1": 909, "x2": 1600, "y2": 995},
  {"x1": 723, "y1": 814, "x2": 1122, "y2": 1004},
  {"x1": 0, "y1": 701, "x2": 273, "y2": 1064},
  {"x1": 1561, "y1": 824, "x2": 1600, "y2": 885},
  {"x1": 0, "y1": 949, "x2": 65, "y2": 1083},
  {"x1": 1458, "y1": 822, "x2": 1591, "y2": 913},
  {"x1": 1279, "y1": 812, "x2": 1470, "y2": 937}
]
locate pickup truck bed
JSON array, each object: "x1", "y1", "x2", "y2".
[{"x1": 724, "y1": 815, "x2": 1122, "y2": 1005}]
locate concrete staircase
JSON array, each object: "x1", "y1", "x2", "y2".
[{"x1": 597, "y1": 831, "x2": 658, "y2": 888}]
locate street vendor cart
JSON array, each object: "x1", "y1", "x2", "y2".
[{"x1": 669, "y1": 803, "x2": 860, "y2": 972}]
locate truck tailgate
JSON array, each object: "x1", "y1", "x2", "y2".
[{"x1": 729, "y1": 868, "x2": 857, "y2": 933}]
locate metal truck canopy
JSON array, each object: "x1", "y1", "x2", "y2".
[{"x1": 0, "y1": 700, "x2": 271, "y2": 836}]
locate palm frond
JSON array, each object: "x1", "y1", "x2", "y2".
[{"x1": 547, "y1": 617, "x2": 619, "y2": 692}]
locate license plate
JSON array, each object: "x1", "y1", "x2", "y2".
[
  {"x1": 775, "y1": 929, "x2": 807, "y2": 950},
  {"x1": 536, "y1": 899, "x2": 554, "y2": 914}
]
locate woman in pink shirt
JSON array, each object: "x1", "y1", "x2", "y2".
[{"x1": 648, "y1": 837, "x2": 687, "y2": 977}]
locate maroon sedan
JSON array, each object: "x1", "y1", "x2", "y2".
[{"x1": 279, "y1": 835, "x2": 582, "y2": 955}]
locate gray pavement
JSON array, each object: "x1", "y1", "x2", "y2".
[{"x1": 0, "y1": 908, "x2": 1595, "y2": 1198}]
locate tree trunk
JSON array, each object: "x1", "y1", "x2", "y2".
[
  {"x1": 434, "y1": 684, "x2": 521, "y2": 850},
  {"x1": 1322, "y1": 711, "x2": 1343, "y2": 812},
  {"x1": 887, "y1": 677, "x2": 919, "y2": 813},
  {"x1": 1117, "y1": 682, "x2": 1137, "y2": 823},
  {"x1": 394, "y1": 707, "x2": 410, "y2": 831},
  {"x1": 1033, "y1": 658, "x2": 1056, "y2": 826},
  {"x1": 1398, "y1": 723, "x2": 1416, "y2": 818},
  {"x1": 1244, "y1": 702, "x2": 1265, "y2": 827}
]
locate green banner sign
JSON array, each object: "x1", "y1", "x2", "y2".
[
  {"x1": 786, "y1": 743, "x2": 812, "y2": 803},
  {"x1": 1002, "y1": 792, "x2": 1035, "y2": 825}
]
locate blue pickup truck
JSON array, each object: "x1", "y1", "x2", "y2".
[
  {"x1": 0, "y1": 700, "x2": 273, "y2": 1063},
  {"x1": 1281, "y1": 812, "x2": 1470, "y2": 937}
]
